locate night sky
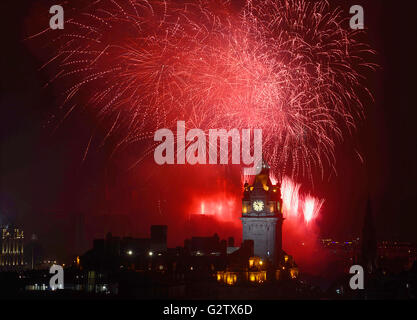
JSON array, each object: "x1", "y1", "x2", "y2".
[{"x1": 0, "y1": 0, "x2": 416, "y2": 263}]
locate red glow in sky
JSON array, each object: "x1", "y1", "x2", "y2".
[{"x1": 190, "y1": 192, "x2": 240, "y2": 225}]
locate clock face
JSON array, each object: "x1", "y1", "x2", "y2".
[{"x1": 253, "y1": 200, "x2": 264, "y2": 212}]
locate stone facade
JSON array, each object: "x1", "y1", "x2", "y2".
[{"x1": 241, "y1": 217, "x2": 278, "y2": 261}]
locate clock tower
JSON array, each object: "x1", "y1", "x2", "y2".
[{"x1": 241, "y1": 161, "x2": 283, "y2": 265}]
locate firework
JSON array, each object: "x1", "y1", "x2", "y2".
[
  {"x1": 32, "y1": 0, "x2": 376, "y2": 180},
  {"x1": 280, "y1": 176, "x2": 324, "y2": 224},
  {"x1": 302, "y1": 195, "x2": 324, "y2": 224},
  {"x1": 281, "y1": 176, "x2": 301, "y2": 218}
]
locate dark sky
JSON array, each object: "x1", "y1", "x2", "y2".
[{"x1": 0, "y1": 0, "x2": 416, "y2": 261}]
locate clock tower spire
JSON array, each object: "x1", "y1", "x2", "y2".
[{"x1": 241, "y1": 160, "x2": 283, "y2": 265}]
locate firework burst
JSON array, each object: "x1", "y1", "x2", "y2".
[{"x1": 31, "y1": 0, "x2": 376, "y2": 181}]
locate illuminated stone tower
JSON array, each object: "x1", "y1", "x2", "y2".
[{"x1": 241, "y1": 161, "x2": 283, "y2": 264}]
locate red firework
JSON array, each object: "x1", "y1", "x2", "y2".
[{"x1": 30, "y1": 0, "x2": 376, "y2": 181}]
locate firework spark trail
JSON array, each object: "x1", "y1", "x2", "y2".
[
  {"x1": 281, "y1": 176, "x2": 301, "y2": 218},
  {"x1": 32, "y1": 0, "x2": 376, "y2": 182},
  {"x1": 303, "y1": 195, "x2": 324, "y2": 224},
  {"x1": 280, "y1": 176, "x2": 324, "y2": 224}
]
